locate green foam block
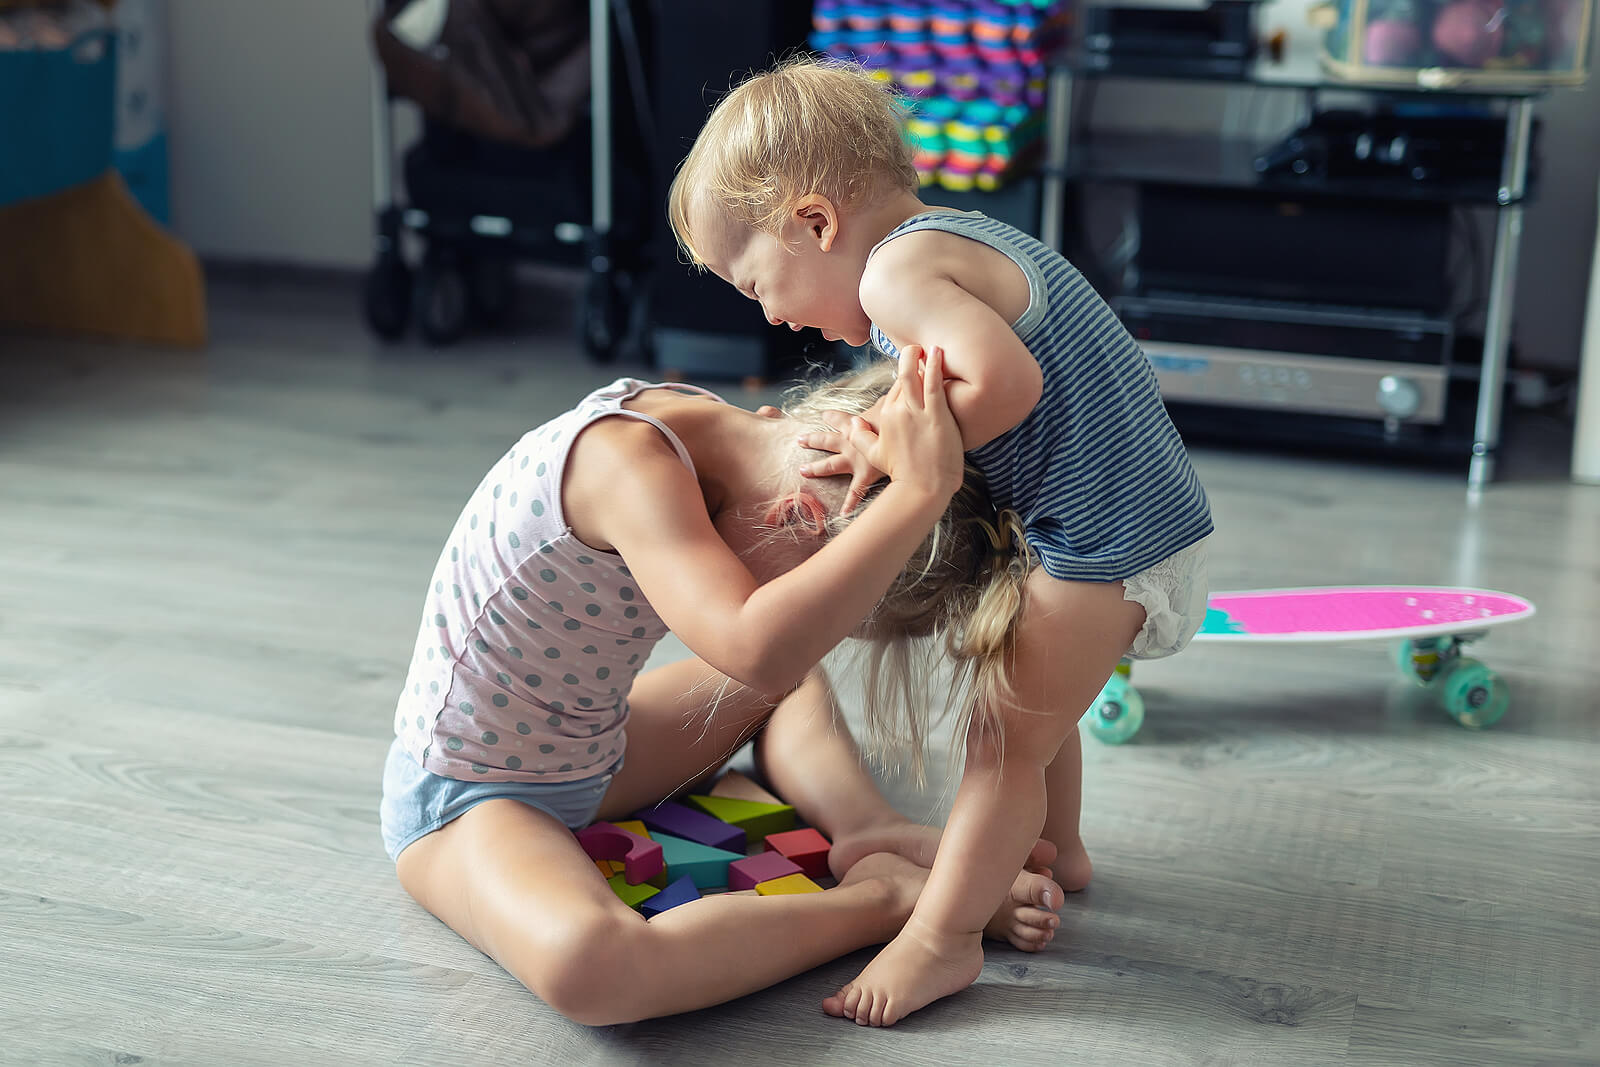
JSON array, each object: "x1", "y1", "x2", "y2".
[
  {"x1": 608, "y1": 872, "x2": 660, "y2": 910},
  {"x1": 684, "y1": 794, "x2": 797, "y2": 843}
]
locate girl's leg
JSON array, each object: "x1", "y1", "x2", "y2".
[
  {"x1": 607, "y1": 657, "x2": 1062, "y2": 948},
  {"x1": 823, "y1": 573, "x2": 1145, "y2": 1027},
  {"x1": 396, "y1": 797, "x2": 926, "y2": 1025}
]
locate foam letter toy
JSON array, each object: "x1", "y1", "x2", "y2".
[
  {"x1": 639, "y1": 875, "x2": 701, "y2": 918},
  {"x1": 763, "y1": 827, "x2": 831, "y2": 879},
  {"x1": 710, "y1": 769, "x2": 784, "y2": 806},
  {"x1": 727, "y1": 851, "x2": 804, "y2": 891},
  {"x1": 754, "y1": 873, "x2": 823, "y2": 895},
  {"x1": 633, "y1": 802, "x2": 746, "y2": 853},
  {"x1": 607, "y1": 872, "x2": 660, "y2": 910},
  {"x1": 653, "y1": 833, "x2": 745, "y2": 890},
  {"x1": 686, "y1": 794, "x2": 797, "y2": 842},
  {"x1": 576, "y1": 822, "x2": 664, "y2": 885}
]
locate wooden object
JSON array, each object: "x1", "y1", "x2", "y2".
[
  {"x1": 685, "y1": 794, "x2": 796, "y2": 842},
  {"x1": 639, "y1": 875, "x2": 701, "y2": 918}
]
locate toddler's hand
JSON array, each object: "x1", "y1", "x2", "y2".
[
  {"x1": 834, "y1": 345, "x2": 963, "y2": 507},
  {"x1": 799, "y1": 414, "x2": 888, "y2": 514}
]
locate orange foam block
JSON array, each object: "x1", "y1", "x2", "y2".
[
  {"x1": 710, "y1": 770, "x2": 783, "y2": 806},
  {"x1": 754, "y1": 873, "x2": 823, "y2": 895},
  {"x1": 763, "y1": 827, "x2": 831, "y2": 880},
  {"x1": 576, "y1": 822, "x2": 664, "y2": 885}
]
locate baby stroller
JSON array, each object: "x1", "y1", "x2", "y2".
[{"x1": 363, "y1": 0, "x2": 654, "y2": 357}]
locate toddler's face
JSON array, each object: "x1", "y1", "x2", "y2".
[{"x1": 691, "y1": 199, "x2": 872, "y2": 347}]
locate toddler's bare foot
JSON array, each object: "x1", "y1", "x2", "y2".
[
  {"x1": 1054, "y1": 836, "x2": 1093, "y2": 893},
  {"x1": 822, "y1": 917, "x2": 984, "y2": 1027},
  {"x1": 830, "y1": 820, "x2": 1056, "y2": 882}
]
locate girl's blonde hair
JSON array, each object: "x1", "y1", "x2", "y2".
[
  {"x1": 666, "y1": 56, "x2": 918, "y2": 266},
  {"x1": 776, "y1": 360, "x2": 1033, "y2": 783}
]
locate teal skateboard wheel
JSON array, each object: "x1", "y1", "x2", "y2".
[
  {"x1": 1086, "y1": 676, "x2": 1145, "y2": 744},
  {"x1": 1435, "y1": 657, "x2": 1509, "y2": 729}
]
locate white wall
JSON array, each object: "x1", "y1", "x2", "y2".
[
  {"x1": 166, "y1": 0, "x2": 375, "y2": 268},
  {"x1": 162, "y1": 2, "x2": 1597, "y2": 368}
]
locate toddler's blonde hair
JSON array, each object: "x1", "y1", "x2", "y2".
[
  {"x1": 667, "y1": 56, "x2": 918, "y2": 266},
  {"x1": 774, "y1": 360, "x2": 1033, "y2": 783}
]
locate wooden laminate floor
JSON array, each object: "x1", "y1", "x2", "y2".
[{"x1": 2, "y1": 272, "x2": 1596, "y2": 1065}]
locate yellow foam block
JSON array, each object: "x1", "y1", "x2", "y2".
[
  {"x1": 754, "y1": 873, "x2": 823, "y2": 896},
  {"x1": 595, "y1": 859, "x2": 621, "y2": 877},
  {"x1": 612, "y1": 819, "x2": 651, "y2": 839}
]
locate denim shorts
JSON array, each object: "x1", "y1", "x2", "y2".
[{"x1": 379, "y1": 738, "x2": 622, "y2": 861}]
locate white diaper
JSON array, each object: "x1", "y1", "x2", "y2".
[{"x1": 1120, "y1": 537, "x2": 1210, "y2": 660}]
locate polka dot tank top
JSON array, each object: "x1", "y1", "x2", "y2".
[{"x1": 393, "y1": 378, "x2": 724, "y2": 783}]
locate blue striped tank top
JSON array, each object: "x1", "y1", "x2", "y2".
[{"x1": 867, "y1": 211, "x2": 1212, "y2": 582}]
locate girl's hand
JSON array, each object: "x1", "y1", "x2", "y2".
[{"x1": 834, "y1": 345, "x2": 963, "y2": 508}]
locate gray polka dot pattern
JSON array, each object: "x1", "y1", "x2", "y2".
[{"x1": 395, "y1": 377, "x2": 713, "y2": 784}]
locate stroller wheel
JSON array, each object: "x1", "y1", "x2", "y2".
[
  {"x1": 363, "y1": 254, "x2": 412, "y2": 340},
  {"x1": 580, "y1": 270, "x2": 628, "y2": 362},
  {"x1": 415, "y1": 253, "x2": 471, "y2": 345},
  {"x1": 469, "y1": 256, "x2": 517, "y2": 328}
]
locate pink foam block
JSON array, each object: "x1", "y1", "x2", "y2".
[
  {"x1": 726, "y1": 850, "x2": 804, "y2": 892},
  {"x1": 576, "y1": 822, "x2": 664, "y2": 885},
  {"x1": 763, "y1": 827, "x2": 831, "y2": 879}
]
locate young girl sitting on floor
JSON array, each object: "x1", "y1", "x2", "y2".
[
  {"x1": 380, "y1": 351, "x2": 1065, "y2": 1026},
  {"x1": 668, "y1": 57, "x2": 1214, "y2": 1026}
]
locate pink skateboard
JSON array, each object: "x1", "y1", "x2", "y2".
[{"x1": 1087, "y1": 586, "x2": 1537, "y2": 743}]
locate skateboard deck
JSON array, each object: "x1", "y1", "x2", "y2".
[
  {"x1": 1195, "y1": 586, "x2": 1536, "y2": 644},
  {"x1": 1088, "y1": 585, "x2": 1536, "y2": 743}
]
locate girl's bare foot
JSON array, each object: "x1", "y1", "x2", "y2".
[
  {"x1": 830, "y1": 820, "x2": 1056, "y2": 881},
  {"x1": 988, "y1": 866, "x2": 1061, "y2": 951},
  {"x1": 822, "y1": 917, "x2": 984, "y2": 1027}
]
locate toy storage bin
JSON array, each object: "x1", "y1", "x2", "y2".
[
  {"x1": 1318, "y1": 0, "x2": 1591, "y2": 88},
  {"x1": 0, "y1": 27, "x2": 117, "y2": 208}
]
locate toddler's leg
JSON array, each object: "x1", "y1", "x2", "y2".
[
  {"x1": 1041, "y1": 720, "x2": 1094, "y2": 892},
  {"x1": 823, "y1": 573, "x2": 1145, "y2": 1026},
  {"x1": 752, "y1": 668, "x2": 1063, "y2": 951}
]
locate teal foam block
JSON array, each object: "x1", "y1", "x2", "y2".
[{"x1": 653, "y1": 832, "x2": 743, "y2": 890}]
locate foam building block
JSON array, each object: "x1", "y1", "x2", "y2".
[
  {"x1": 763, "y1": 827, "x2": 832, "y2": 880},
  {"x1": 576, "y1": 822, "x2": 664, "y2": 886},
  {"x1": 653, "y1": 833, "x2": 745, "y2": 890},
  {"x1": 608, "y1": 872, "x2": 660, "y2": 910},
  {"x1": 639, "y1": 875, "x2": 701, "y2": 918},
  {"x1": 727, "y1": 851, "x2": 804, "y2": 892},
  {"x1": 595, "y1": 859, "x2": 620, "y2": 877},
  {"x1": 612, "y1": 819, "x2": 651, "y2": 839},
  {"x1": 710, "y1": 769, "x2": 784, "y2": 806},
  {"x1": 633, "y1": 802, "x2": 746, "y2": 853},
  {"x1": 754, "y1": 873, "x2": 823, "y2": 895},
  {"x1": 686, "y1": 794, "x2": 797, "y2": 842}
]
